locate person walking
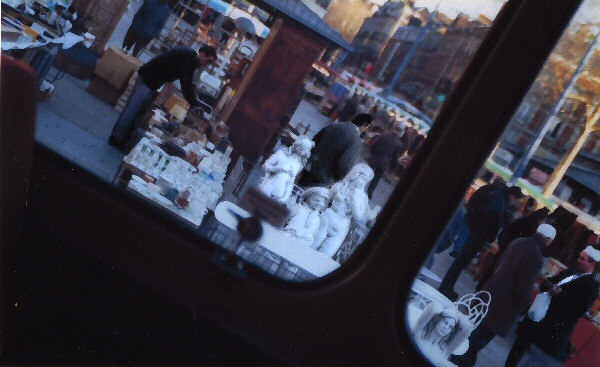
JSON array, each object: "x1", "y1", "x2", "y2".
[
  {"x1": 504, "y1": 246, "x2": 600, "y2": 367},
  {"x1": 122, "y1": 0, "x2": 173, "y2": 57},
  {"x1": 438, "y1": 185, "x2": 523, "y2": 300},
  {"x1": 109, "y1": 45, "x2": 217, "y2": 149},
  {"x1": 337, "y1": 94, "x2": 359, "y2": 123},
  {"x1": 476, "y1": 208, "x2": 549, "y2": 290},
  {"x1": 366, "y1": 130, "x2": 404, "y2": 198},
  {"x1": 449, "y1": 224, "x2": 557, "y2": 367},
  {"x1": 299, "y1": 114, "x2": 372, "y2": 187}
]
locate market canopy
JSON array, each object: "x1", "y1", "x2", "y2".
[
  {"x1": 197, "y1": 0, "x2": 270, "y2": 38},
  {"x1": 257, "y1": 0, "x2": 353, "y2": 52}
]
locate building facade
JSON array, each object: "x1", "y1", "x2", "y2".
[
  {"x1": 347, "y1": 0, "x2": 413, "y2": 70},
  {"x1": 373, "y1": 14, "x2": 489, "y2": 116}
]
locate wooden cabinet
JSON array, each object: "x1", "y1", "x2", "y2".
[{"x1": 223, "y1": 19, "x2": 326, "y2": 163}]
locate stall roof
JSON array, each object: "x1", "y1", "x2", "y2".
[
  {"x1": 258, "y1": 0, "x2": 354, "y2": 52},
  {"x1": 531, "y1": 156, "x2": 600, "y2": 196}
]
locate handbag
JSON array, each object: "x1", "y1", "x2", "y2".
[{"x1": 527, "y1": 275, "x2": 577, "y2": 322}]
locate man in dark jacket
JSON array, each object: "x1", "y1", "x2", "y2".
[
  {"x1": 122, "y1": 0, "x2": 173, "y2": 57},
  {"x1": 450, "y1": 224, "x2": 556, "y2": 367},
  {"x1": 505, "y1": 246, "x2": 600, "y2": 367},
  {"x1": 298, "y1": 114, "x2": 371, "y2": 187},
  {"x1": 476, "y1": 208, "x2": 549, "y2": 290},
  {"x1": 439, "y1": 185, "x2": 523, "y2": 300},
  {"x1": 109, "y1": 46, "x2": 217, "y2": 149},
  {"x1": 337, "y1": 94, "x2": 359, "y2": 122},
  {"x1": 366, "y1": 131, "x2": 404, "y2": 198}
]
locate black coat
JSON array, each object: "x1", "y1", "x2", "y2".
[
  {"x1": 367, "y1": 132, "x2": 404, "y2": 172},
  {"x1": 303, "y1": 122, "x2": 362, "y2": 186},
  {"x1": 497, "y1": 212, "x2": 541, "y2": 252},
  {"x1": 481, "y1": 234, "x2": 546, "y2": 336},
  {"x1": 465, "y1": 186, "x2": 508, "y2": 242},
  {"x1": 518, "y1": 270, "x2": 599, "y2": 359}
]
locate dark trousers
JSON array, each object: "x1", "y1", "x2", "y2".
[
  {"x1": 439, "y1": 231, "x2": 486, "y2": 294},
  {"x1": 122, "y1": 26, "x2": 152, "y2": 57},
  {"x1": 450, "y1": 326, "x2": 496, "y2": 367},
  {"x1": 367, "y1": 167, "x2": 384, "y2": 199},
  {"x1": 504, "y1": 333, "x2": 531, "y2": 367}
]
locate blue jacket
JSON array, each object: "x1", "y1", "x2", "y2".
[{"x1": 131, "y1": 0, "x2": 171, "y2": 40}]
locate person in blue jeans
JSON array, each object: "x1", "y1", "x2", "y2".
[
  {"x1": 109, "y1": 46, "x2": 217, "y2": 149},
  {"x1": 425, "y1": 205, "x2": 470, "y2": 269}
]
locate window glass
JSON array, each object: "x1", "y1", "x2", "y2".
[
  {"x1": 405, "y1": 2, "x2": 600, "y2": 366},
  {"x1": 7, "y1": 0, "x2": 504, "y2": 281}
]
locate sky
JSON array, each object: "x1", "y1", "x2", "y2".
[
  {"x1": 414, "y1": 0, "x2": 600, "y2": 24},
  {"x1": 413, "y1": 0, "x2": 505, "y2": 19}
]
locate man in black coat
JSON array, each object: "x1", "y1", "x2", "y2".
[
  {"x1": 505, "y1": 246, "x2": 600, "y2": 367},
  {"x1": 476, "y1": 208, "x2": 549, "y2": 290},
  {"x1": 450, "y1": 224, "x2": 556, "y2": 367},
  {"x1": 366, "y1": 131, "x2": 404, "y2": 198},
  {"x1": 109, "y1": 46, "x2": 217, "y2": 149},
  {"x1": 298, "y1": 114, "x2": 372, "y2": 187},
  {"x1": 439, "y1": 185, "x2": 523, "y2": 300}
]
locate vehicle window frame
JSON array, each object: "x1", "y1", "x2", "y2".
[{"x1": 17, "y1": 0, "x2": 584, "y2": 365}]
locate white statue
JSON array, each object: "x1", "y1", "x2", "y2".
[
  {"x1": 412, "y1": 303, "x2": 473, "y2": 367},
  {"x1": 330, "y1": 163, "x2": 374, "y2": 222},
  {"x1": 313, "y1": 191, "x2": 351, "y2": 258},
  {"x1": 284, "y1": 187, "x2": 329, "y2": 243},
  {"x1": 259, "y1": 137, "x2": 314, "y2": 203}
]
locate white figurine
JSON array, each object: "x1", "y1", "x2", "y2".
[
  {"x1": 284, "y1": 187, "x2": 329, "y2": 243},
  {"x1": 313, "y1": 191, "x2": 351, "y2": 258},
  {"x1": 330, "y1": 163, "x2": 374, "y2": 222},
  {"x1": 412, "y1": 303, "x2": 473, "y2": 367},
  {"x1": 259, "y1": 137, "x2": 314, "y2": 203}
]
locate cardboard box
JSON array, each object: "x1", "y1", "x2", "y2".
[
  {"x1": 94, "y1": 46, "x2": 142, "y2": 89},
  {"x1": 164, "y1": 94, "x2": 190, "y2": 113},
  {"x1": 87, "y1": 76, "x2": 122, "y2": 106}
]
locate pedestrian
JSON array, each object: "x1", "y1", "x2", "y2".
[
  {"x1": 438, "y1": 185, "x2": 523, "y2": 300},
  {"x1": 425, "y1": 204, "x2": 470, "y2": 269},
  {"x1": 366, "y1": 130, "x2": 404, "y2": 198},
  {"x1": 476, "y1": 208, "x2": 549, "y2": 290},
  {"x1": 449, "y1": 224, "x2": 557, "y2": 367},
  {"x1": 122, "y1": 0, "x2": 173, "y2": 57},
  {"x1": 299, "y1": 114, "x2": 372, "y2": 187},
  {"x1": 504, "y1": 246, "x2": 600, "y2": 367},
  {"x1": 337, "y1": 94, "x2": 359, "y2": 122},
  {"x1": 109, "y1": 45, "x2": 217, "y2": 149}
]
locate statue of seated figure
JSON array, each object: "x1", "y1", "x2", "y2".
[{"x1": 284, "y1": 187, "x2": 329, "y2": 244}]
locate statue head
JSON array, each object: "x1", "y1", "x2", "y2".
[
  {"x1": 291, "y1": 137, "x2": 315, "y2": 162},
  {"x1": 302, "y1": 187, "x2": 330, "y2": 212}
]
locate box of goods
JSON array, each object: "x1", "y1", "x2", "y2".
[
  {"x1": 87, "y1": 76, "x2": 122, "y2": 106},
  {"x1": 178, "y1": 125, "x2": 207, "y2": 146},
  {"x1": 153, "y1": 83, "x2": 181, "y2": 107},
  {"x1": 164, "y1": 94, "x2": 190, "y2": 114},
  {"x1": 94, "y1": 46, "x2": 142, "y2": 89}
]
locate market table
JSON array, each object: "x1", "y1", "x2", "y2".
[{"x1": 214, "y1": 201, "x2": 340, "y2": 278}]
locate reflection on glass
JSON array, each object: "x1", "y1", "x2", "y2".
[
  {"x1": 407, "y1": 2, "x2": 600, "y2": 367},
  {"x1": 11, "y1": 0, "x2": 504, "y2": 281}
]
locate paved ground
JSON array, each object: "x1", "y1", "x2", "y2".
[{"x1": 36, "y1": 70, "x2": 124, "y2": 182}]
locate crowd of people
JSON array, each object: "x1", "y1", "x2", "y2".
[{"x1": 424, "y1": 176, "x2": 600, "y2": 367}]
